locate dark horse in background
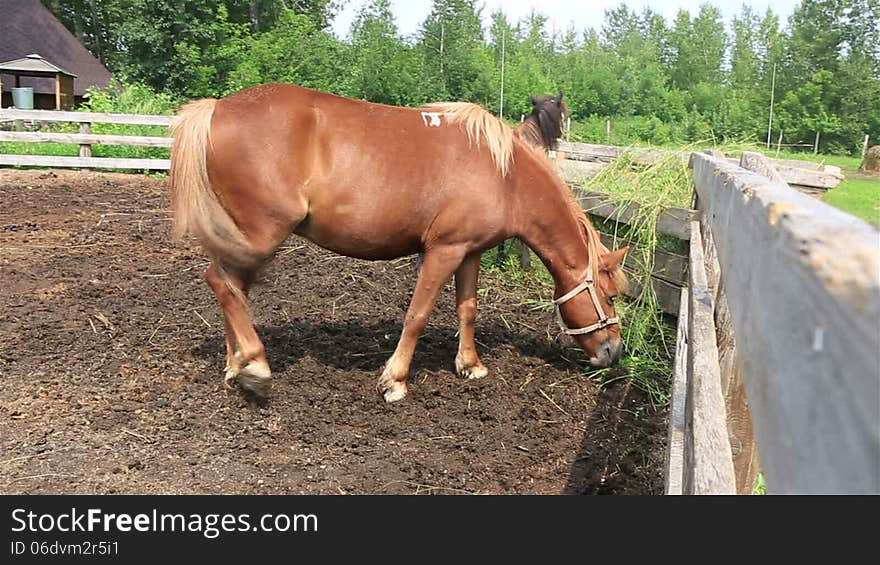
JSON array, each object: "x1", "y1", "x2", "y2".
[
  {"x1": 498, "y1": 92, "x2": 570, "y2": 270},
  {"x1": 170, "y1": 83, "x2": 625, "y2": 402}
]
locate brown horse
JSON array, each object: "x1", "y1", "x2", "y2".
[
  {"x1": 498, "y1": 92, "x2": 570, "y2": 269},
  {"x1": 170, "y1": 83, "x2": 627, "y2": 402},
  {"x1": 518, "y1": 91, "x2": 568, "y2": 151}
]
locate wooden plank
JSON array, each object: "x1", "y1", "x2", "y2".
[
  {"x1": 620, "y1": 269, "x2": 682, "y2": 316},
  {"x1": 728, "y1": 155, "x2": 840, "y2": 174},
  {"x1": 598, "y1": 232, "x2": 687, "y2": 286},
  {"x1": 0, "y1": 131, "x2": 172, "y2": 147},
  {"x1": 774, "y1": 163, "x2": 843, "y2": 188},
  {"x1": 555, "y1": 159, "x2": 605, "y2": 184},
  {"x1": 558, "y1": 141, "x2": 684, "y2": 165},
  {"x1": 577, "y1": 190, "x2": 697, "y2": 240},
  {"x1": 691, "y1": 152, "x2": 880, "y2": 494},
  {"x1": 0, "y1": 154, "x2": 170, "y2": 170},
  {"x1": 740, "y1": 151, "x2": 786, "y2": 184},
  {"x1": 684, "y1": 220, "x2": 737, "y2": 494},
  {"x1": 665, "y1": 288, "x2": 689, "y2": 494},
  {"x1": 739, "y1": 151, "x2": 842, "y2": 189},
  {"x1": 557, "y1": 141, "x2": 622, "y2": 162},
  {"x1": 699, "y1": 204, "x2": 760, "y2": 494},
  {"x1": 716, "y1": 278, "x2": 760, "y2": 494},
  {"x1": 0, "y1": 108, "x2": 172, "y2": 126}
]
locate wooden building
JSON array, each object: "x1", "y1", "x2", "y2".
[{"x1": 0, "y1": 0, "x2": 111, "y2": 109}]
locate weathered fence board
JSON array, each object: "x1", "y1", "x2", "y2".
[
  {"x1": 597, "y1": 232, "x2": 687, "y2": 286},
  {"x1": 691, "y1": 152, "x2": 880, "y2": 494},
  {"x1": 555, "y1": 159, "x2": 605, "y2": 185},
  {"x1": 735, "y1": 151, "x2": 842, "y2": 192},
  {"x1": 773, "y1": 163, "x2": 843, "y2": 188},
  {"x1": 666, "y1": 288, "x2": 689, "y2": 495},
  {"x1": 558, "y1": 141, "x2": 682, "y2": 165},
  {"x1": 577, "y1": 190, "x2": 696, "y2": 241},
  {"x1": 0, "y1": 154, "x2": 170, "y2": 170},
  {"x1": 698, "y1": 201, "x2": 760, "y2": 494},
  {"x1": 0, "y1": 108, "x2": 172, "y2": 126},
  {"x1": 739, "y1": 151, "x2": 787, "y2": 184},
  {"x1": 0, "y1": 131, "x2": 172, "y2": 147},
  {"x1": 684, "y1": 220, "x2": 738, "y2": 494},
  {"x1": 618, "y1": 268, "x2": 682, "y2": 316}
]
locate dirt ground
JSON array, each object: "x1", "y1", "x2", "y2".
[{"x1": 0, "y1": 169, "x2": 667, "y2": 495}]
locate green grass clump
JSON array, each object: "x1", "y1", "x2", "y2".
[
  {"x1": 578, "y1": 151, "x2": 693, "y2": 405},
  {"x1": 754, "y1": 473, "x2": 767, "y2": 495}
]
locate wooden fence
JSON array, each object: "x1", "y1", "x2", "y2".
[
  {"x1": 667, "y1": 152, "x2": 880, "y2": 494},
  {"x1": 0, "y1": 108, "x2": 172, "y2": 170}
]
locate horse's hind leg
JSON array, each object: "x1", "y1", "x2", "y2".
[
  {"x1": 379, "y1": 245, "x2": 466, "y2": 402},
  {"x1": 205, "y1": 262, "x2": 271, "y2": 395},
  {"x1": 454, "y1": 252, "x2": 489, "y2": 379}
]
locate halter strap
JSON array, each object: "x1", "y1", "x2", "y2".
[{"x1": 553, "y1": 264, "x2": 619, "y2": 336}]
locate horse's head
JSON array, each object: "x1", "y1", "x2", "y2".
[
  {"x1": 529, "y1": 91, "x2": 568, "y2": 149},
  {"x1": 555, "y1": 246, "x2": 629, "y2": 368},
  {"x1": 552, "y1": 197, "x2": 629, "y2": 368}
]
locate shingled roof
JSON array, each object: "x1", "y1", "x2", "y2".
[{"x1": 0, "y1": 0, "x2": 111, "y2": 96}]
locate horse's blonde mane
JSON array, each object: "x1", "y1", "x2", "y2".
[{"x1": 426, "y1": 102, "x2": 514, "y2": 177}]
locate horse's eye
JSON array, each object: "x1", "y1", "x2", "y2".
[{"x1": 607, "y1": 297, "x2": 615, "y2": 306}]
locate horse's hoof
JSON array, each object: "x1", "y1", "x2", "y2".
[
  {"x1": 455, "y1": 355, "x2": 489, "y2": 380},
  {"x1": 224, "y1": 369, "x2": 238, "y2": 389},
  {"x1": 236, "y1": 360, "x2": 272, "y2": 396},
  {"x1": 379, "y1": 379, "x2": 407, "y2": 403}
]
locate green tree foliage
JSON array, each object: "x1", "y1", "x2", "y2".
[
  {"x1": 346, "y1": 0, "x2": 434, "y2": 105},
  {"x1": 224, "y1": 9, "x2": 343, "y2": 94},
  {"x1": 419, "y1": 0, "x2": 492, "y2": 102},
  {"x1": 45, "y1": 0, "x2": 880, "y2": 155}
]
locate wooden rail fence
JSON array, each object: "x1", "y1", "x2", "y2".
[
  {"x1": 0, "y1": 108, "x2": 172, "y2": 170},
  {"x1": 667, "y1": 152, "x2": 880, "y2": 494}
]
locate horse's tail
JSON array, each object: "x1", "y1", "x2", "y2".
[{"x1": 170, "y1": 98, "x2": 257, "y2": 268}]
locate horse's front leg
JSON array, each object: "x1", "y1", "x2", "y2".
[
  {"x1": 454, "y1": 252, "x2": 489, "y2": 379},
  {"x1": 379, "y1": 245, "x2": 466, "y2": 402}
]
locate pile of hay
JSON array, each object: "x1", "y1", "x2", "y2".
[{"x1": 862, "y1": 145, "x2": 880, "y2": 173}]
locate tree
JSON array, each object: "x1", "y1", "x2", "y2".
[
  {"x1": 419, "y1": 0, "x2": 493, "y2": 102},
  {"x1": 225, "y1": 9, "x2": 344, "y2": 95},
  {"x1": 112, "y1": 1, "x2": 248, "y2": 98},
  {"x1": 347, "y1": 0, "x2": 432, "y2": 105},
  {"x1": 45, "y1": 0, "x2": 125, "y2": 67}
]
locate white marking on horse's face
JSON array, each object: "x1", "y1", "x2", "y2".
[{"x1": 421, "y1": 112, "x2": 442, "y2": 127}]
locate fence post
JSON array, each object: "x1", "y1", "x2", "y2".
[
  {"x1": 814, "y1": 131, "x2": 820, "y2": 154},
  {"x1": 79, "y1": 121, "x2": 92, "y2": 158},
  {"x1": 863, "y1": 134, "x2": 870, "y2": 158}
]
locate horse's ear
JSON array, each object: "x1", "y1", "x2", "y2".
[
  {"x1": 601, "y1": 247, "x2": 629, "y2": 271},
  {"x1": 530, "y1": 94, "x2": 538, "y2": 106},
  {"x1": 557, "y1": 91, "x2": 564, "y2": 104}
]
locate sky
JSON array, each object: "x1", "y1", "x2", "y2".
[{"x1": 331, "y1": 0, "x2": 802, "y2": 39}]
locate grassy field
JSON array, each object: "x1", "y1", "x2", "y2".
[{"x1": 823, "y1": 175, "x2": 880, "y2": 225}]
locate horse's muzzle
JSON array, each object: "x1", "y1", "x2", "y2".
[{"x1": 589, "y1": 337, "x2": 623, "y2": 368}]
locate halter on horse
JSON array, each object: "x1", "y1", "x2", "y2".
[{"x1": 170, "y1": 83, "x2": 626, "y2": 402}]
